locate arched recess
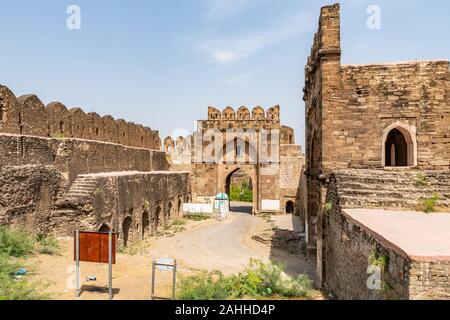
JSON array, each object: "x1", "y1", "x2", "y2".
[
  {"x1": 142, "y1": 211, "x2": 150, "y2": 238},
  {"x1": 166, "y1": 202, "x2": 173, "y2": 223},
  {"x1": 98, "y1": 223, "x2": 110, "y2": 232},
  {"x1": 178, "y1": 198, "x2": 183, "y2": 215},
  {"x1": 152, "y1": 206, "x2": 161, "y2": 235},
  {"x1": 122, "y1": 216, "x2": 133, "y2": 247},
  {"x1": 285, "y1": 201, "x2": 295, "y2": 214},
  {"x1": 382, "y1": 122, "x2": 417, "y2": 167}
]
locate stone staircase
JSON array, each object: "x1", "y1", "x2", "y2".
[
  {"x1": 57, "y1": 175, "x2": 99, "y2": 206},
  {"x1": 333, "y1": 169, "x2": 450, "y2": 210}
]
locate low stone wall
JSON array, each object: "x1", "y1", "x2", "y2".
[
  {"x1": 0, "y1": 165, "x2": 191, "y2": 243},
  {"x1": 0, "y1": 134, "x2": 169, "y2": 183},
  {"x1": 321, "y1": 175, "x2": 450, "y2": 300},
  {"x1": 53, "y1": 171, "x2": 191, "y2": 245}
]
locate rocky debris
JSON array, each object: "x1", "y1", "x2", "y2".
[{"x1": 252, "y1": 228, "x2": 306, "y2": 256}]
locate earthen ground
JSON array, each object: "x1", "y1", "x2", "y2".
[{"x1": 29, "y1": 206, "x2": 317, "y2": 300}]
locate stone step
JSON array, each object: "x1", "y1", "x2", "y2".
[
  {"x1": 69, "y1": 187, "x2": 96, "y2": 192},
  {"x1": 72, "y1": 183, "x2": 96, "y2": 187},
  {"x1": 338, "y1": 181, "x2": 450, "y2": 191},
  {"x1": 335, "y1": 169, "x2": 450, "y2": 177},
  {"x1": 67, "y1": 192, "x2": 91, "y2": 197},
  {"x1": 339, "y1": 195, "x2": 450, "y2": 209},
  {"x1": 338, "y1": 188, "x2": 450, "y2": 200}
]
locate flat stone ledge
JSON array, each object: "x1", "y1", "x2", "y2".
[{"x1": 343, "y1": 208, "x2": 450, "y2": 262}]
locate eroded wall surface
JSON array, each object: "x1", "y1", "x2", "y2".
[{"x1": 0, "y1": 134, "x2": 169, "y2": 183}]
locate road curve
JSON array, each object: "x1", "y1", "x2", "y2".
[{"x1": 151, "y1": 210, "x2": 315, "y2": 278}]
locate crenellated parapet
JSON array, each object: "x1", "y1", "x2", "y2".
[
  {"x1": 0, "y1": 84, "x2": 161, "y2": 150},
  {"x1": 206, "y1": 105, "x2": 280, "y2": 122}
]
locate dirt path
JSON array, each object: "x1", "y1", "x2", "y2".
[{"x1": 30, "y1": 207, "x2": 316, "y2": 300}]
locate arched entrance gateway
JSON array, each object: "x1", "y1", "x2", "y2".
[
  {"x1": 169, "y1": 106, "x2": 304, "y2": 216},
  {"x1": 225, "y1": 168, "x2": 255, "y2": 214}
]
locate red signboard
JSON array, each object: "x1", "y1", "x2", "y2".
[{"x1": 74, "y1": 231, "x2": 116, "y2": 264}]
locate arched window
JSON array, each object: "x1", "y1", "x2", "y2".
[
  {"x1": 0, "y1": 105, "x2": 4, "y2": 122},
  {"x1": 383, "y1": 124, "x2": 416, "y2": 167}
]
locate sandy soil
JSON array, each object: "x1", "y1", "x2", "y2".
[{"x1": 29, "y1": 205, "x2": 316, "y2": 300}]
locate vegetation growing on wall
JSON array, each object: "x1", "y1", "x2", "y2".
[
  {"x1": 421, "y1": 194, "x2": 440, "y2": 213},
  {"x1": 368, "y1": 250, "x2": 389, "y2": 272},
  {"x1": 414, "y1": 173, "x2": 429, "y2": 187}
]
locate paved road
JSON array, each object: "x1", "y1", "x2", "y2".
[{"x1": 152, "y1": 205, "x2": 316, "y2": 278}]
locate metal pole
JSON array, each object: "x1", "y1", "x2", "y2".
[
  {"x1": 172, "y1": 260, "x2": 177, "y2": 300},
  {"x1": 75, "y1": 230, "x2": 80, "y2": 298},
  {"x1": 108, "y1": 231, "x2": 113, "y2": 301},
  {"x1": 151, "y1": 258, "x2": 156, "y2": 300}
]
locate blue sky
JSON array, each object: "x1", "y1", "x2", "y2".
[{"x1": 1, "y1": 0, "x2": 448, "y2": 148}]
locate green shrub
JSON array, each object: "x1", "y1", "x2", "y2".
[
  {"x1": 177, "y1": 260, "x2": 312, "y2": 300},
  {"x1": 0, "y1": 227, "x2": 60, "y2": 257},
  {"x1": 230, "y1": 183, "x2": 253, "y2": 203},
  {"x1": 177, "y1": 271, "x2": 232, "y2": 300},
  {"x1": 0, "y1": 227, "x2": 59, "y2": 300},
  {"x1": 51, "y1": 133, "x2": 65, "y2": 139},
  {"x1": 323, "y1": 202, "x2": 333, "y2": 212},
  {"x1": 422, "y1": 194, "x2": 440, "y2": 213},
  {"x1": 0, "y1": 227, "x2": 35, "y2": 257},
  {"x1": 172, "y1": 219, "x2": 187, "y2": 226},
  {"x1": 35, "y1": 234, "x2": 60, "y2": 255},
  {"x1": 184, "y1": 213, "x2": 210, "y2": 221}
]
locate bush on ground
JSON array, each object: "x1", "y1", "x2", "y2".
[
  {"x1": 0, "y1": 227, "x2": 58, "y2": 300},
  {"x1": 177, "y1": 259, "x2": 312, "y2": 300}
]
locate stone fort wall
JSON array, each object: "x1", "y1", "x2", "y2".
[
  {"x1": 0, "y1": 85, "x2": 190, "y2": 242},
  {"x1": 0, "y1": 134, "x2": 169, "y2": 184},
  {"x1": 303, "y1": 3, "x2": 449, "y2": 247},
  {"x1": 304, "y1": 4, "x2": 449, "y2": 174},
  {"x1": 0, "y1": 85, "x2": 161, "y2": 150}
]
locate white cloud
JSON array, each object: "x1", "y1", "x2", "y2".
[{"x1": 198, "y1": 11, "x2": 315, "y2": 65}]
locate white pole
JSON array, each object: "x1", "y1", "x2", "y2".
[
  {"x1": 108, "y1": 231, "x2": 113, "y2": 300},
  {"x1": 75, "y1": 230, "x2": 80, "y2": 298}
]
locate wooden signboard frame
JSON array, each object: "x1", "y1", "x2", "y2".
[{"x1": 74, "y1": 230, "x2": 117, "y2": 300}]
